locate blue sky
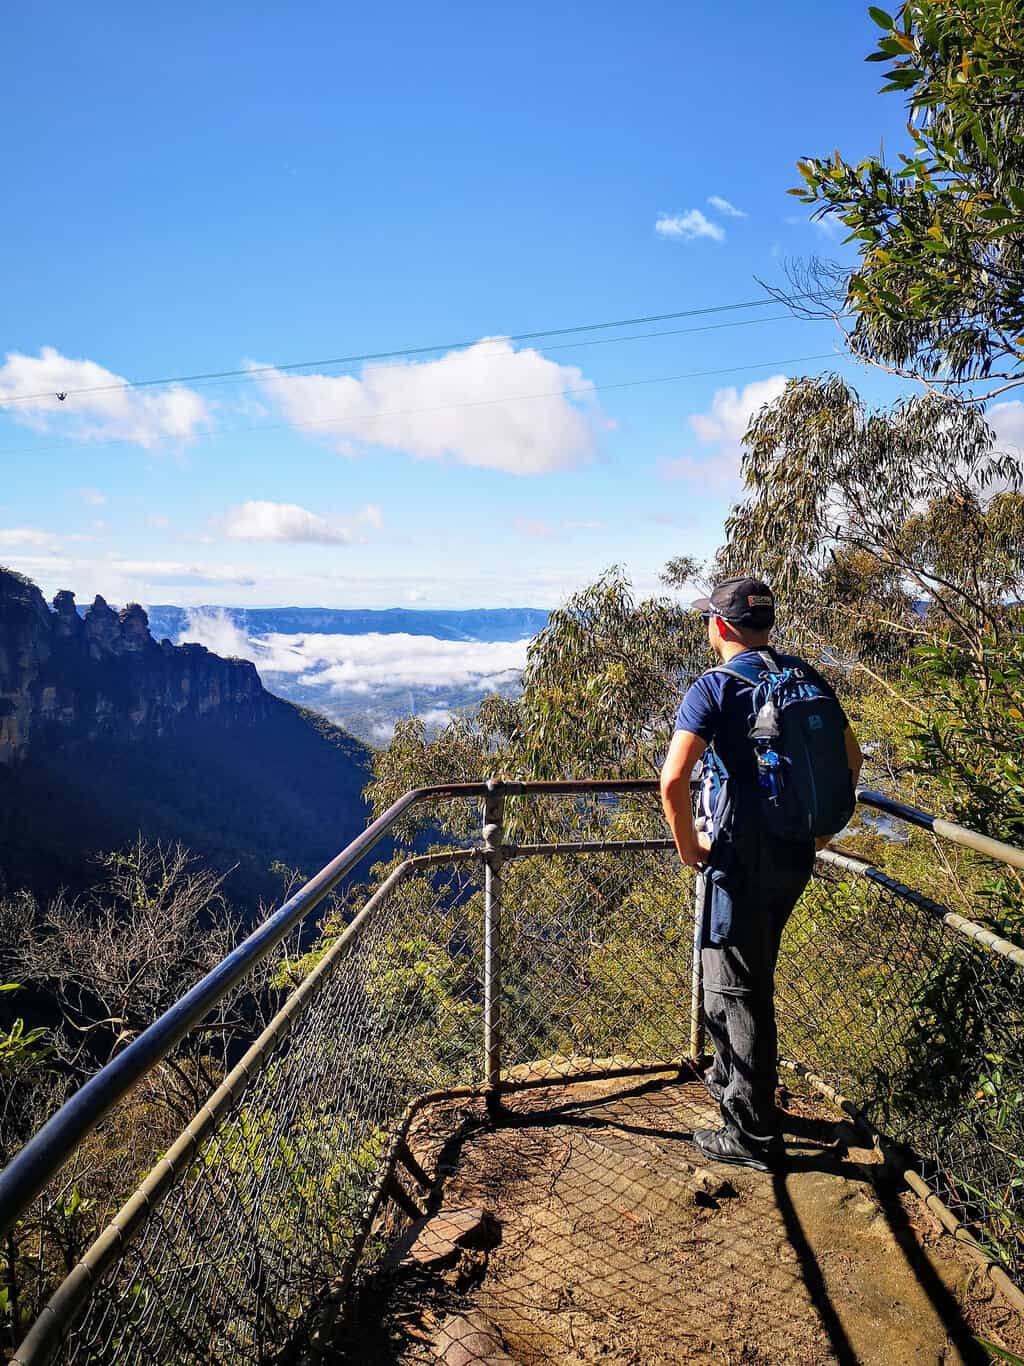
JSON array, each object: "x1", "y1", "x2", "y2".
[{"x1": 1, "y1": 1, "x2": 942, "y2": 609}]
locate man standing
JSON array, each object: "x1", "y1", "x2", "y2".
[{"x1": 660, "y1": 577, "x2": 862, "y2": 1171}]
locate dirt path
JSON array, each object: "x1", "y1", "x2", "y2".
[{"x1": 331, "y1": 1074, "x2": 1024, "y2": 1365}]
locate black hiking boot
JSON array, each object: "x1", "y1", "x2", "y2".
[{"x1": 693, "y1": 1126, "x2": 781, "y2": 1173}]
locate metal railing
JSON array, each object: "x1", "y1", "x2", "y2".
[{"x1": 2, "y1": 780, "x2": 1022, "y2": 1362}]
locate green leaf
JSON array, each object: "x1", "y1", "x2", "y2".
[
  {"x1": 975, "y1": 1341, "x2": 1024, "y2": 1365},
  {"x1": 867, "y1": 6, "x2": 893, "y2": 28}
]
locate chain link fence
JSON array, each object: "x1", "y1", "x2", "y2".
[
  {"x1": 26, "y1": 855, "x2": 489, "y2": 1366},
  {"x1": 778, "y1": 851, "x2": 1024, "y2": 1272},
  {"x1": 4, "y1": 783, "x2": 1023, "y2": 1363}
]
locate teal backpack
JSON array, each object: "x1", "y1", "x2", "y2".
[{"x1": 707, "y1": 650, "x2": 855, "y2": 843}]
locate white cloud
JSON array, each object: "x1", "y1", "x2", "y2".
[
  {"x1": 0, "y1": 527, "x2": 60, "y2": 551},
  {"x1": 257, "y1": 339, "x2": 598, "y2": 476},
  {"x1": 662, "y1": 375, "x2": 789, "y2": 488},
  {"x1": 79, "y1": 487, "x2": 106, "y2": 506},
  {"x1": 707, "y1": 195, "x2": 746, "y2": 219},
  {"x1": 294, "y1": 633, "x2": 528, "y2": 693},
  {"x1": 688, "y1": 376, "x2": 789, "y2": 446},
  {"x1": 110, "y1": 560, "x2": 257, "y2": 588},
  {"x1": 176, "y1": 616, "x2": 530, "y2": 695},
  {"x1": 3, "y1": 549, "x2": 666, "y2": 613},
  {"x1": 221, "y1": 500, "x2": 383, "y2": 545},
  {"x1": 176, "y1": 610, "x2": 257, "y2": 661},
  {"x1": 984, "y1": 400, "x2": 1024, "y2": 496},
  {"x1": 989, "y1": 399, "x2": 1024, "y2": 454},
  {"x1": 0, "y1": 348, "x2": 210, "y2": 448},
  {"x1": 147, "y1": 515, "x2": 170, "y2": 528},
  {"x1": 655, "y1": 211, "x2": 725, "y2": 243}
]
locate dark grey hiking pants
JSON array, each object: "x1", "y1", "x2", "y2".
[{"x1": 701, "y1": 836, "x2": 815, "y2": 1149}]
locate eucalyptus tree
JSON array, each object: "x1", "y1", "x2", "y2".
[
  {"x1": 511, "y1": 569, "x2": 705, "y2": 783},
  {"x1": 720, "y1": 375, "x2": 1024, "y2": 666},
  {"x1": 785, "y1": 0, "x2": 1024, "y2": 402}
]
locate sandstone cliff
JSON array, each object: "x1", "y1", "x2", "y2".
[
  {"x1": 0, "y1": 569, "x2": 270, "y2": 763},
  {"x1": 0, "y1": 568, "x2": 373, "y2": 906}
]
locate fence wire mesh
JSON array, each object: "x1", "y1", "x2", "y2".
[
  {"x1": 777, "y1": 858, "x2": 1024, "y2": 1272},
  {"x1": 499, "y1": 848, "x2": 693, "y2": 1082},
  {"x1": 40, "y1": 859, "x2": 487, "y2": 1366},
  {"x1": 7, "y1": 787, "x2": 1024, "y2": 1364}
]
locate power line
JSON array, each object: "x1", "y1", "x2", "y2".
[
  {"x1": 253, "y1": 352, "x2": 840, "y2": 439},
  {"x1": 0, "y1": 348, "x2": 844, "y2": 463},
  {"x1": 0, "y1": 295, "x2": 812, "y2": 407},
  {"x1": 52, "y1": 312, "x2": 798, "y2": 403}
]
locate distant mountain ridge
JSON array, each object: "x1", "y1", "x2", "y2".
[{"x1": 145, "y1": 605, "x2": 550, "y2": 644}]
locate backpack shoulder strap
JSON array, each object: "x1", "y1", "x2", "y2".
[{"x1": 708, "y1": 656, "x2": 769, "y2": 687}]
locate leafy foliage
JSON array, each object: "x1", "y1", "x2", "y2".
[
  {"x1": 721, "y1": 374, "x2": 1024, "y2": 661},
  {"x1": 512, "y1": 570, "x2": 704, "y2": 781},
  {"x1": 0, "y1": 840, "x2": 287, "y2": 1354},
  {"x1": 907, "y1": 631, "x2": 1024, "y2": 933},
  {"x1": 792, "y1": 0, "x2": 1024, "y2": 398}
]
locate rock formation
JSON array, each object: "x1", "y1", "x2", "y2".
[{"x1": 0, "y1": 568, "x2": 269, "y2": 763}]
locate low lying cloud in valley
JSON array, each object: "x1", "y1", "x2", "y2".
[{"x1": 178, "y1": 610, "x2": 530, "y2": 741}]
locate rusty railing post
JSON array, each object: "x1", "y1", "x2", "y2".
[{"x1": 482, "y1": 779, "x2": 505, "y2": 1113}]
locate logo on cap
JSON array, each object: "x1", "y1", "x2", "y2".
[{"x1": 747, "y1": 594, "x2": 773, "y2": 607}]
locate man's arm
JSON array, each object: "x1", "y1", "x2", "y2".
[{"x1": 660, "y1": 729, "x2": 712, "y2": 868}]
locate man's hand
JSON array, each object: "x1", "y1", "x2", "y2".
[{"x1": 678, "y1": 828, "x2": 713, "y2": 868}]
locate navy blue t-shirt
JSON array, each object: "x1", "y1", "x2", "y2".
[{"x1": 675, "y1": 647, "x2": 848, "y2": 793}]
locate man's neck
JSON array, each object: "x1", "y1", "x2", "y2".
[{"x1": 717, "y1": 639, "x2": 771, "y2": 664}]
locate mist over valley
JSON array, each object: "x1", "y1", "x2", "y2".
[{"x1": 147, "y1": 604, "x2": 548, "y2": 744}]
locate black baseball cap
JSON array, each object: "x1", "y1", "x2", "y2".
[{"x1": 691, "y1": 576, "x2": 776, "y2": 629}]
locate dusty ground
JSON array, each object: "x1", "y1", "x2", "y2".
[{"x1": 328, "y1": 1072, "x2": 1024, "y2": 1365}]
